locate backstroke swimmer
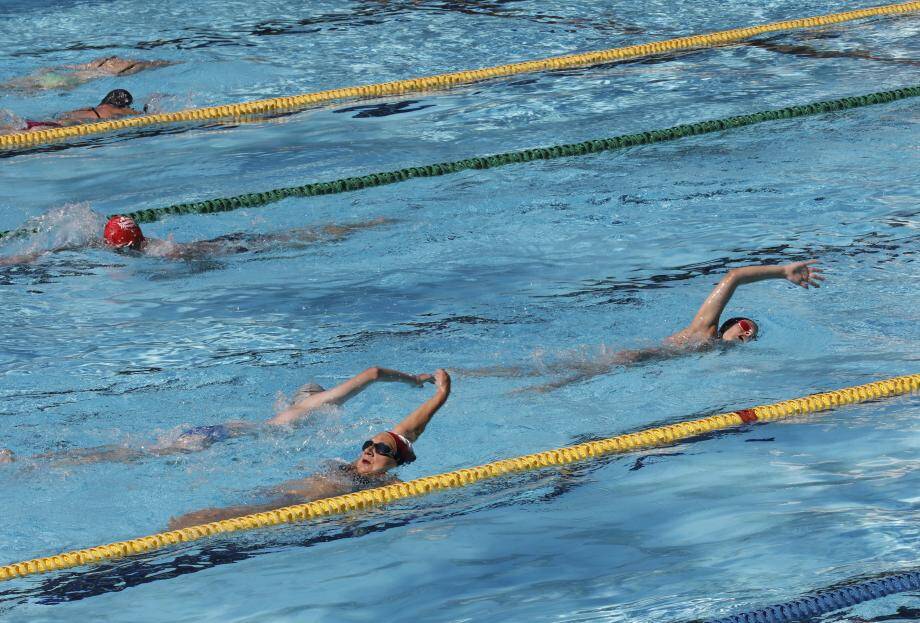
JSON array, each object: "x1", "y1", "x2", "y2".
[
  {"x1": 0, "y1": 367, "x2": 450, "y2": 473},
  {"x1": 461, "y1": 261, "x2": 824, "y2": 393},
  {"x1": 167, "y1": 368, "x2": 450, "y2": 529},
  {"x1": 0, "y1": 214, "x2": 393, "y2": 265},
  {"x1": 1, "y1": 57, "x2": 174, "y2": 92},
  {"x1": 0, "y1": 368, "x2": 452, "y2": 530},
  {"x1": 0, "y1": 89, "x2": 140, "y2": 134}
]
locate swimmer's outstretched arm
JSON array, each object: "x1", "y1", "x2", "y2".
[
  {"x1": 0, "y1": 251, "x2": 43, "y2": 266},
  {"x1": 267, "y1": 366, "x2": 434, "y2": 427},
  {"x1": 0, "y1": 242, "x2": 101, "y2": 266},
  {"x1": 391, "y1": 369, "x2": 450, "y2": 442},
  {"x1": 167, "y1": 498, "x2": 308, "y2": 531},
  {"x1": 314, "y1": 217, "x2": 396, "y2": 241},
  {"x1": 151, "y1": 217, "x2": 394, "y2": 260},
  {"x1": 672, "y1": 260, "x2": 824, "y2": 340}
]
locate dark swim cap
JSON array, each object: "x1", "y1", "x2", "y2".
[{"x1": 100, "y1": 89, "x2": 133, "y2": 108}]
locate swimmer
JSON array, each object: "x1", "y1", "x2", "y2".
[
  {"x1": 167, "y1": 368, "x2": 450, "y2": 530},
  {"x1": 460, "y1": 261, "x2": 824, "y2": 392},
  {"x1": 0, "y1": 367, "x2": 448, "y2": 470},
  {"x1": 0, "y1": 89, "x2": 141, "y2": 134},
  {"x1": 0, "y1": 214, "x2": 393, "y2": 265},
  {"x1": 47, "y1": 88, "x2": 140, "y2": 126},
  {"x1": 1, "y1": 56, "x2": 174, "y2": 92}
]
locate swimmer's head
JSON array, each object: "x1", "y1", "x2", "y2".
[
  {"x1": 354, "y1": 431, "x2": 415, "y2": 475},
  {"x1": 291, "y1": 382, "x2": 325, "y2": 404},
  {"x1": 104, "y1": 215, "x2": 144, "y2": 250},
  {"x1": 100, "y1": 88, "x2": 133, "y2": 109},
  {"x1": 719, "y1": 317, "x2": 758, "y2": 343}
]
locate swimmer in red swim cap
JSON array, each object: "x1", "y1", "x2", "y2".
[
  {"x1": 104, "y1": 215, "x2": 146, "y2": 249},
  {"x1": 1, "y1": 212, "x2": 392, "y2": 265}
]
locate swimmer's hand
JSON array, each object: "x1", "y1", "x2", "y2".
[
  {"x1": 0, "y1": 448, "x2": 15, "y2": 464},
  {"x1": 433, "y1": 369, "x2": 451, "y2": 395},
  {"x1": 783, "y1": 260, "x2": 824, "y2": 289},
  {"x1": 413, "y1": 373, "x2": 435, "y2": 386}
]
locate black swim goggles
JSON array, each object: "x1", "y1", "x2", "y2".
[{"x1": 361, "y1": 439, "x2": 397, "y2": 459}]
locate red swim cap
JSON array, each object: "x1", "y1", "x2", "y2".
[{"x1": 104, "y1": 216, "x2": 144, "y2": 249}]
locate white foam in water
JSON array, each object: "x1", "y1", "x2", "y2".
[
  {"x1": 1, "y1": 202, "x2": 106, "y2": 257},
  {"x1": 0, "y1": 107, "x2": 26, "y2": 132}
]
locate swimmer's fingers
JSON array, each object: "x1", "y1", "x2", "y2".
[
  {"x1": 802, "y1": 264, "x2": 824, "y2": 288},
  {"x1": 807, "y1": 269, "x2": 826, "y2": 288},
  {"x1": 433, "y1": 369, "x2": 451, "y2": 392},
  {"x1": 786, "y1": 260, "x2": 821, "y2": 287},
  {"x1": 414, "y1": 373, "x2": 435, "y2": 386}
]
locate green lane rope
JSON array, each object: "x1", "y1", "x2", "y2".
[
  {"x1": 1, "y1": 86, "x2": 916, "y2": 242},
  {"x1": 121, "y1": 86, "x2": 918, "y2": 224}
]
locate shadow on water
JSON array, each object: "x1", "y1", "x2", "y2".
[{"x1": 333, "y1": 100, "x2": 435, "y2": 118}]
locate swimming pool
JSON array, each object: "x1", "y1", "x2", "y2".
[{"x1": 1, "y1": 0, "x2": 918, "y2": 620}]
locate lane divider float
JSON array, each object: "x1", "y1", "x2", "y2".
[
  {"x1": 115, "y1": 85, "x2": 919, "y2": 227},
  {"x1": 705, "y1": 569, "x2": 920, "y2": 623},
  {"x1": 1, "y1": 373, "x2": 917, "y2": 581},
  {"x1": 1, "y1": 1, "x2": 918, "y2": 150},
  {"x1": 3, "y1": 85, "x2": 915, "y2": 241}
]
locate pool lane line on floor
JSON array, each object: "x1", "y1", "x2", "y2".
[
  {"x1": 1, "y1": 1, "x2": 917, "y2": 150},
  {"x1": 1, "y1": 373, "x2": 917, "y2": 582},
  {"x1": 703, "y1": 569, "x2": 920, "y2": 623}
]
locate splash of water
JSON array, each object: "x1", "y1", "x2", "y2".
[
  {"x1": 0, "y1": 203, "x2": 106, "y2": 257},
  {"x1": 0, "y1": 108, "x2": 26, "y2": 133}
]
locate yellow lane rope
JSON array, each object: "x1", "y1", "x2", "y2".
[
  {"x1": 1, "y1": 373, "x2": 917, "y2": 581},
  {"x1": 2, "y1": 2, "x2": 918, "y2": 150}
]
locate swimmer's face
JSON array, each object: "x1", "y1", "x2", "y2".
[
  {"x1": 354, "y1": 433, "x2": 398, "y2": 475},
  {"x1": 721, "y1": 318, "x2": 758, "y2": 343}
]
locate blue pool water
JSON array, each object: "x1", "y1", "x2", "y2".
[{"x1": 0, "y1": 1, "x2": 918, "y2": 620}]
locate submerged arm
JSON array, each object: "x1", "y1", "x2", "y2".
[
  {"x1": 513, "y1": 347, "x2": 667, "y2": 394},
  {"x1": 0, "y1": 250, "x2": 44, "y2": 266},
  {"x1": 167, "y1": 474, "x2": 345, "y2": 530},
  {"x1": 168, "y1": 499, "x2": 296, "y2": 531}
]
